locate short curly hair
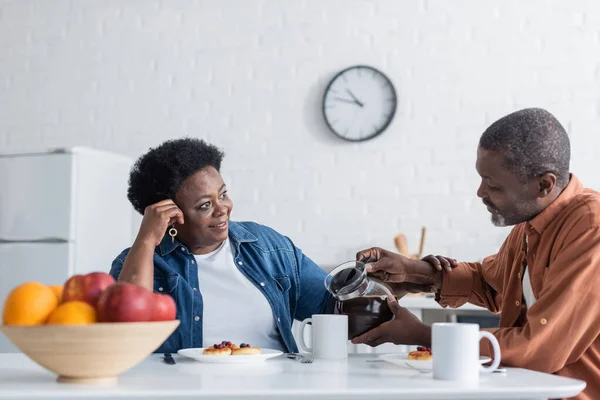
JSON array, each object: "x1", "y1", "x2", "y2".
[
  {"x1": 127, "y1": 138, "x2": 225, "y2": 214},
  {"x1": 479, "y1": 108, "x2": 570, "y2": 188}
]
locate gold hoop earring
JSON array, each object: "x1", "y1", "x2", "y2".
[{"x1": 169, "y1": 225, "x2": 178, "y2": 243}]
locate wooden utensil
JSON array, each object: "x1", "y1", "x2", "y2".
[
  {"x1": 393, "y1": 227, "x2": 427, "y2": 260},
  {"x1": 417, "y1": 227, "x2": 427, "y2": 259},
  {"x1": 394, "y1": 234, "x2": 409, "y2": 256}
]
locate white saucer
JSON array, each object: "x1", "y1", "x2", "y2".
[
  {"x1": 177, "y1": 348, "x2": 283, "y2": 364},
  {"x1": 379, "y1": 352, "x2": 492, "y2": 370}
]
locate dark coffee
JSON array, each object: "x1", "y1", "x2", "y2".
[
  {"x1": 334, "y1": 296, "x2": 394, "y2": 339},
  {"x1": 329, "y1": 265, "x2": 363, "y2": 296}
]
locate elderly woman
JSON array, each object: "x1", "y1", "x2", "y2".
[{"x1": 109, "y1": 138, "x2": 333, "y2": 353}]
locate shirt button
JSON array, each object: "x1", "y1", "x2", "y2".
[
  {"x1": 181, "y1": 246, "x2": 186, "y2": 251},
  {"x1": 277, "y1": 317, "x2": 281, "y2": 323},
  {"x1": 238, "y1": 261, "x2": 243, "y2": 265},
  {"x1": 529, "y1": 225, "x2": 534, "y2": 230},
  {"x1": 193, "y1": 287, "x2": 198, "y2": 291},
  {"x1": 191, "y1": 260, "x2": 195, "y2": 264},
  {"x1": 158, "y1": 287, "x2": 163, "y2": 292},
  {"x1": 540, "y1": 318, "x2": 547, "y2": 325},
  {"x1": 515, "y1": 300, "x2": 520, "y2": 306},
  {"x1": 517, "y1": 272, "x2": 522, "y2": 279},
  {"x1": 194, "y1": 316, "x2": 200, "y2": 321},
  {"x1": 260, "y1": 282, "x2": 265, "y2": 287}
]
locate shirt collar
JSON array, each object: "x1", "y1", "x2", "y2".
[
  {"x1": 158, "y1": 232, "x2": 183, "y2": 256},
  {"x1": 157, "y1": 220, "x2": 257, "y2": 256},
  {"x1": 528, "y1": 174, "x2": 583, "y2": 234}
]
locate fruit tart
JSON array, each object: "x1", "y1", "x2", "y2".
[
  {"x1": 231, "y1": 343, "x2": 260, "y2": 355},
  {"x1": 203, "y1": 342, "x2": 232, "y2": 355},
  {"x1": 408, "y1": 346, "x2": 432, "y2": 360},
  {"x1": 203, "y1": 341, "x2": 261, "y2": 356}
]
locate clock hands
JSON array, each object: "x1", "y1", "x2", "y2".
[
  {"x1": 346, "y1": 89, "x2": 364, "y2": 107},
  {"x1": 332, "y1": 96, "x2": 363, "y2": 106},
  {"x1": 331, "y1": 90, "x2": 364, "y2": 108}
]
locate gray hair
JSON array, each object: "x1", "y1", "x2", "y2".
[{"x1": 479, "y1": 108, "x2": 571, "y2": 188}]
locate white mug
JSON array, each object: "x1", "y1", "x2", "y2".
[
  {"x1": 298, "y1": 314, "x2": 348, "y2": 359},
  {"x1": 432, "y1": 323, "x2": 501, "y2": 383}
]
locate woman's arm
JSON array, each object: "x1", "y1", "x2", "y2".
[
  {"x1": 291, "y1": 241, "x2": 335, "y2": 320},
  {"x1": 117, "y1": 199, "x2": 184, "y2": 291}
]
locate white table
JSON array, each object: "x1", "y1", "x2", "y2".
[{"x1": 0, "y1": 353, "x2": 585, "y2": 400}]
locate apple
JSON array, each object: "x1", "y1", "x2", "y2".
[
  {"x1": 63, "y1": 272, "x2": 115, "y2": 307},
  {"x1": 62, "y1": 274, "x2": 84, "y2": 302},
  {"x1": 96, "y1": 282, "x2": 153, "y2": 322},
  {"x1": 150, "y1": 293, "x2": 176, "y2": 321}
]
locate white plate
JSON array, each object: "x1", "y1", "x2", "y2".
[
  {"x1": 379, "y1": 353, "x2": 492, "y2": 370},
  {"x1": 177, "y1": 348, "x2": 283, "y2": 364}
]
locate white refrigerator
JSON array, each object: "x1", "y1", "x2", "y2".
[{"x1": 0, "y1": 147, "x2": 137, "y2": 352}]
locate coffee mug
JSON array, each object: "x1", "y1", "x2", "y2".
[
  {"x1": 432, "y1": 323, "x2": 501, "y2": 383},
  {"x1": 298, "y1": 314, "x2": 348, "y2": 359}
]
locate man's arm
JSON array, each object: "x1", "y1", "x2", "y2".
[
  {"x1": 436, "y1": 256, "x2": 503, "y2": 313},
  {"x1": 480, "y1": 226, "x2": 600, "y2": 373},
  {"x1": 435, "y1": 227, "x2": 522, "y2": 312}
]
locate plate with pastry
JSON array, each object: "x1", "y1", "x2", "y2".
[
  {"x1": 379, "y1": 347, "x2": 492, "y2": 370},
  {"x1": 178, "y1": 341, "x2": 283, "y2": 364}
]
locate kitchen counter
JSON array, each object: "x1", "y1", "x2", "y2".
[
  {"x1": 0, "y1": 353, "x2": 585, "y2": 400},
  {"x1": 400, "y1": 295, "x2": 488, "y2": 311}
]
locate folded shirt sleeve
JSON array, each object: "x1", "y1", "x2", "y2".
[{"x1": 436, "y1": 255, "x2": 503, "y2": 314}]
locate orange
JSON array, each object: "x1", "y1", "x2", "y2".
[
  {"x1": 47, "y1": 301, "x2": 96, "y2": 325},
  {"x1": 49, "y1": 285, "x2": 64, "y2": 304},
  {"x1": 2, "y1": 282, "x2": 59, "y2": 326}
]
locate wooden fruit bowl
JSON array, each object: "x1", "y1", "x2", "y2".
[{"x1": 0, "y1": 320, "x2": 180, "y2": 384}]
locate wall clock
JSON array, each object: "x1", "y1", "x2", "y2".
[{"x1": 322, "y1": 65, "x2": 397, "y2": 142}]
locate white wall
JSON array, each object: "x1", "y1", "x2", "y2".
[{"x1": 1, "y1": 0, "x2": 599, "y2": 267}]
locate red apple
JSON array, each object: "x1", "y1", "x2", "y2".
[
  {"x1": 62, "y1": 274, "x2": 84, "y2": 303},
  {"x1": 150, "y1": 293, "x2": 176, "y2": 321},
  {"x1": 63, "y1": 272, "x2": 115, "y2": 307},
  {"x1": 96, "y1": 282, "x2": 153, "y2": 322}
]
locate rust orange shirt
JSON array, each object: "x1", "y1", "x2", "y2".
[{"x1": 437, "y1": 175, "x2": 600, "y2": 400}]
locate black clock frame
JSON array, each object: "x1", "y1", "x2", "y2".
[{"x1": 322, "y1": 65, "x2": 397, "y2": 142}]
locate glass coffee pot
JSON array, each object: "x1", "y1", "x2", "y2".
[{"x1": 325, "y1": 260, "x2": 395, "y2": 339}]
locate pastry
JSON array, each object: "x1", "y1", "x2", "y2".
[
  {"x1": 203, "y1": 345, "x2": 232, "y2": 356},
  {"x1": 408, "y1": 346, "x2": 432, "y2": 360},
  {"x1": 203, "y1": 341, "x2": 260, "y2": 356},
  {"x1": 231, "y1": 343, "x2": 261, "y2": 355}
]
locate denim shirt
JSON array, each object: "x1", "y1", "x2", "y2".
[{"x1": 109, "y1": 221, "x2": 334, "y2": 353}]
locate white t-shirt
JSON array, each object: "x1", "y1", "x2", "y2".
[
  {"x1": 194, "y1": 238, "x2": 283, "y2": 351},
  {"x1": 522, "y1": 266, "x2": 536, "y2": 308},
  {"x1": 522, "y1": 236, "x2": 536, "y2": 308}
]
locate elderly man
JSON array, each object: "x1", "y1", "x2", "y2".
[{"x1": 353, "y1": 108, "x2": 600, "y2": 400}]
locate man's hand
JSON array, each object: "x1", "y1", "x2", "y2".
[
  {"x1": 421, "y1": 254, "x2": 459, "y2": 272},
  {"x1": 356, "y1": 248, "x2": 458, "y2": 291},
  {"x1": 351, "y1": 296, "x2": 432, "y2": 347}
]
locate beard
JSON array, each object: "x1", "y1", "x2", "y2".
[
  {"x1": 485, "y1": 199, "x2": 539, "y2": 227},
  {"x1": 491, "y1": 212, "x2": 508, "y2": 227}
]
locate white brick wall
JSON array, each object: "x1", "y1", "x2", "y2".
[{"x1": 1, "y1": 0, "x2": 599, "y2": 266}]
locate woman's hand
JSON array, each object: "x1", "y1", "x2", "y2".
[{"x1": 136, "y1": 199, "x2": 184, "y2": 247}]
